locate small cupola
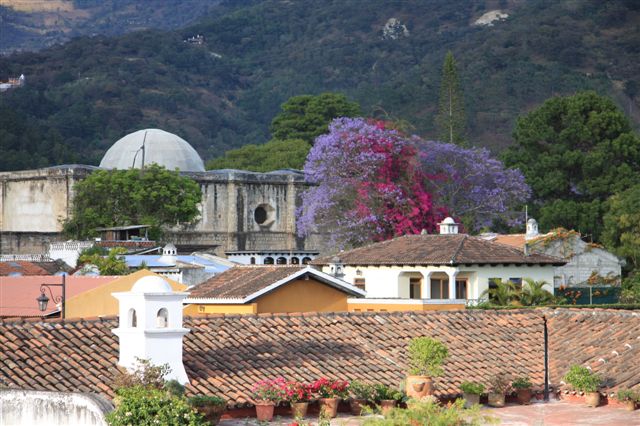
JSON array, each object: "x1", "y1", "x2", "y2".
[
  {"x1": 112, "y1": 275, "x2": 190, "y2": 384},
  {"x1": 438, "y1": 217, "x2": 459, "y2": 235},
  {"x1": 158, "y1": 243, "x2": 177, "y2": 265},
  {"x1": 526, "y1": 218, "x2": 539, "y2": 240},
  {"x1": 329, "y1": 256, "x2": 345, "y2": 278}
]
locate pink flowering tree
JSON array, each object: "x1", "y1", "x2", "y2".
[{"x1": 297, "y1": 118, "x2": 444, "y2": 248}]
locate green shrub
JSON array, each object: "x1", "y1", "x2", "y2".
[
  {"x1": 373, "y1": 384, "x2": 403, "y2": 402},
  {"x1": 362, "y1": 398, "x2": 497, "y2": 425},
  {"x1": 407, "y1": 337, "x2": 448, "y2": 377},
  {"x1": 349, "y1": 381, "x2": 375, "y2": 401},
  {"x1": 111, "y1": 358, "x2": 171, "y2": 391},
  {"x1": 164, "y1": 380, "x2": 185, "y2": 397},
  {"x1": 617, "y1": 389, "x2": 639, "y2": 402},
  {"x1": 188, "y1": 395, "x2": 226, "y2": 407},
  {"x1": 460, "y1": 381, "x2": 485, "y2": 395},
  {"x1": 106, "y1": 386, "x2": 207, "y2": 426},
  {"x1": 563, "y1": 365, "x2": 601, "y2": 393},
  {"x1": 511, "y1": 377, "x2": 532, "y2": 389}
]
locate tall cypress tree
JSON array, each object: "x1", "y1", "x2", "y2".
[{"x1": 436, "y1": 51, "x2": 467, "y2": 146}]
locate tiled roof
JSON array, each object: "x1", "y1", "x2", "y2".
[
  {"x1": 491, "y1": 234, "x2": 526, "y2": 248},
  {"x1": 547, "y1": 309, "x2": 640, "y2": 392},
  {"x1": 0, "y1": 261, "x2": 49, "y2": 276},
  {"x1": 312, "y1": 234, "x2": 565, "y2": 266},
  {"x1": 0, "y1": 310, "x2": 545, "y2": 405},
  {"x1": 188, "y1": 265, "x2": 364, "y2": 300},
  {"x1": 0, "y1": 276, "x2": 118, "y2": 317}
]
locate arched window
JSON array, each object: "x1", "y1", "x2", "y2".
[
  {"x1": 156, "y1": 308, "x2": 168, "y2": 328},
  {"x1": 291, "y1": 257, "x2": 300, "y2": 264},
  {"x1": 276, "y1": 257, "x2": 287, "y2": 265},
  {"x1": 264, "y1": 257, "x2": 274, "y2": 265},
  {"x1": 250, "y1": 257, "x2": 256, "y2": 264},
  {"x1": 302, "y1": 257, "x2": 312, "y2": 265},
  {"x1": 129, "y1": 308, "x2": 137, "y2": 328}
]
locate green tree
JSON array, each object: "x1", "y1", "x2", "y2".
[
  {"x1": 269, "y1": 92, "x2": 361, "y2": 144},
  {"x1": 206, "y1": 138, "x2": 311, "y2": 171},
  {"x1": 78, "y1": 247, "x2": 129, "y2": 275},
  {"x1": 63, "y1": 164, "x2": 202, "y2": 239},
  {"x1": 435, "y1": 51, "x2": 466, "y2": 146},
  {"x1": 602, "y1": 184, "x2": 640, "y2": 269},
  {"x1": 480, "y1": 280, "x2": 520, "y2": 306},
  {"x1": 503, "y1": 91, "x2": 640, "y2": 241},
  {"x1": 519, "y1": 279, "x2": 557, "y2": 306}
]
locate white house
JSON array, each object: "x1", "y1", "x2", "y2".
[{"x1": 312, "y1": 218, "x2": 565, "y2": 311}]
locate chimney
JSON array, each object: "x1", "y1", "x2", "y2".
[
  {"x1": 438, "y1": 217, "x2": 459, "y2": 235},
  {"x1": 329, "y1": 256, "x2": 345, "y2": 279},
  {"x1": 112, "y1": 275, "x2": 190, "y2": 384},
  {"x1": 525, "y1": 218, "x2": 539, "y2": 240}
]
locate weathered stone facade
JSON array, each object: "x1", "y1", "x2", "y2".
[{"x1": 0, "y1": 166, "x2": 319, "y2": 255}]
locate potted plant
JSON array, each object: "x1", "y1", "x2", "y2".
[
  {"x1": 487, "y1": 374, "x2": 510, "y2": 407},
  {"x1": 188, "y1": 395, "x2": 226, "y2": 425},
  {"x1": 283, "y1": 380, "x2": 312, "y2": 419},
  {"x1": 406, "y1": 337, "x2": 448, "y2": 398},
  {"x1": 512, "y1": 377, "x2": 533, "y2": 405},
  {"x1": 310, "y1": 378, "x2": 349, "y2": 418},
  {"x1": 617, "y1": 389, "x2": 638, "y2": 411},
  {"x1": 349, "y1": 380, "x2": 374, "y2": 415},
  {"x1": 460, "y1": 381, "x2": 484, "y2": 408},
  {"x1": 251, "y1": 377, "x2": 286, "y2": 421},
  {"x1": 373, "y1": 384, "x2": 404, "y2": 415},
  {"x1": 563, "y1": 365, "x2": 602, "y2": 407}
]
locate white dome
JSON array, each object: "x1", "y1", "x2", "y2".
[
  {"x1": 100, "y1": 129, "x2": 205, "y2": 172},
  {"x1": 131, "y1": 275, "x2": 173, "y2": 293},
  {"x1": 442, "y1": 217, "x2": 456, "y2": 224}
]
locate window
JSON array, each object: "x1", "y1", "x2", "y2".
[
  {"x1": 302, "y1": 257, "x2": 312, "y2": 264},
  {"x1": 250, "y1": 257, "x2": 256, "y2": 264},
  {"x1": 291, "y1": 257, "x2": 300, "y2": 264},
  {"x1": 430, "y1": 278, "x2": 449, "y2": 299},
  {"x1": 276, "y1": 257, "x2": 287, "y2": 265},
  {"x1": 354, "y1": 278, "x2": 366, "y2": 291},
  {"x1": 455, "y1": 279, "x2": 467, "y2": 299},
  {"x1": 509, "y1": 277, "x2": 523, "y2": 289},
  {"x1": 156, "y1": 308, "x2": 168, "y2": 328},
  {"x1": 409, "y1": 277, "x2": 422, "y2": 299},
  {"x1": 263, "y1": 257, "x2": 274, "y2": 265},
  {"x1": 129, "y1": 308, "x2": 137, "y2": 328}
]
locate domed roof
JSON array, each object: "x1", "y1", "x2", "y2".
[
  {"x1": 100, "y1": 129, "x2": 205, "y2": 172},
  {"x1": 442, "y1": 217, "x2": 456, "y2": 224},
  {"x1": 131, "y1": 275, "x2": 173, "y2": 293}
]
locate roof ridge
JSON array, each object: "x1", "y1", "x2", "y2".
[{"x1": 450, "y1": 234, "x2": 467, "y2": 264}]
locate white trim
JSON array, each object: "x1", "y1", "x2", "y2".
[
  {"x1": 347, "y1": 298, "x2": 467, "y2": 305},
  {"x1": 184, "y1": 297, "x2": 246, "y2": 304}
]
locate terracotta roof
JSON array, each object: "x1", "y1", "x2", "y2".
[
  {"x1": 188, "y1": 265, "x2": 364, "y2": 300},
  {"x1": 492, "y1": 234, "x2": 526, "y2": 248},
  {"x1": 312, "y1": 234, "x2": 565, "y2": 266},
  {"x1": 0, "y1": 261, "x2": 49, "y2": 276},
  {"x1": 0, "y1": 276, "x2": 118, "y2": 317},
  {"x1": 547, "y1": 309, "x2": 640, "y2": 392},
  {"x1": 0, "y1": 310, "x2": 545, "y2": 405}
]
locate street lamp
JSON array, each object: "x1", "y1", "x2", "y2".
[{"x1": 36, "y1": 275, "x2": 66, "y2": 319}]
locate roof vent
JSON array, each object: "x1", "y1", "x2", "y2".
[{"x1": 438, "y1": 217, "x2": 459, "y2": 235}]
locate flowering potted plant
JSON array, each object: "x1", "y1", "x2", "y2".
[
  {"x1": 406, "y1": 337, "x2": 448, "y2": 398},
  {"x1": 617, "y1": 389, "x2": 638, "y2": 411},
  {"x1": 487, "y1": 374, "x2": 510, "y2": 408},
  {"x1": 563, "y1": 365, "x2": 602, "y2": 407},
  {"x1": 251, "y1": 377, "x2": 286, "y2": 421},
  {"x1": 460, "y1": 381, "x2": 484, "y2": 408},
  {"x1": 349, "y1": 381, "x2": 375, "y2": 415},
  {"x1": 512, "y1": 377, "x2": 533, "y2": 405},
  {"x1": 373, "y1": 383, "x2": 404, "y2": 415},
  {"x1": 310, "y1": 378, "x2": 349, "y2": 418},
  {"x1": 188, "y1": 395, "x2": 226, "y2": 425},
  {"x1": 283, "y1": 380, "x2": 313, "y2": 419}
]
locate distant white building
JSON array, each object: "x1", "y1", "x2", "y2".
[
  {"x1": 226, "y1": 250, "x2": 319, "y2": 266},
  {"x1": 0, "y1": 74, "x2": 25, "y2": 92}
]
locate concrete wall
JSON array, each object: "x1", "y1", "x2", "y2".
[{"x1": 0, "y1": 388, "x2": 111, "y2": 426}]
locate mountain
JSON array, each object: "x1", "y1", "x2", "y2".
[
  {"x1": 0, "y1": 0, "x2": 223, "y2": 55},
  {"x1": 1, "y1": 0, "x2": 639, "y2": 171}
]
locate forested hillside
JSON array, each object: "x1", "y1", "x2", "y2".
[{"x1": 1, "y1": 0, "x2": 639, "y2": 171}]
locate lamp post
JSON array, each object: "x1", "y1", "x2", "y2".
[{"x1": 36, "y1": 275, "x2": 66, "y2": 319}]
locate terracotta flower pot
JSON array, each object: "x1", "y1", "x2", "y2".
[
  {"x1": 380, "y1": 399, "x2": 396, "y2": 415},
  {"x1": 195, "y1": 404, "x2": 225, "y2": 425},
  {"x1": 255, "y1": 402, "x2": 275, "y2": 422},
  {"x1": 623, "y1": 400, "x2": 636, "y2": 411},
  {"x1": 319, "y1": 397, "x2": 339, "y2": 418},
  {"x1": 349, "y1": 398, "x2": 367, "y2": 416},
  {"x1": 488, "y1": 392, "x2": 505, "y2": 408},
  {"x1": 406, "y1": 375, "x2": 433, "y2": 398},
  {"x1": 585, "y1": 392, "x2": 600, "y2": 407},
  {"x1": 463, "y1": 392, "x2": 480, "y2": 408},
  {"x1": 516, "y1": 388, "x2": 533, "y2": 405},
  {"x1": 291, "y1": 401, "x2": 309, "y2": 418}
]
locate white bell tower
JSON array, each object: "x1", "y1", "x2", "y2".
[
  {"x1": 526, "y1": 218, "x2": 539, "y2": 240},
  {"x1": 112, "y1": 275, "x2": 190, "y2": 384},
  {"x1": 438, "y1": 217, "x2": 459, "y2": 235}
]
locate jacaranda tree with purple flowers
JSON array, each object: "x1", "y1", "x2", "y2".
[{"x1": 297, "y1": 118, "x2": 530, "y2": 249}]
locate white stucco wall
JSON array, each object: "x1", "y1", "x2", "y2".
[{"x1": 0, "y1": 388, "x2": 111, "y2": 426}]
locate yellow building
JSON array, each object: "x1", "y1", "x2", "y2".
[
  {"x1": 65, "y1": 269, "x2": 186, "y2": 318},
  {"x1": 184, "y1": 265, "x2": 366, "y2": 315}
]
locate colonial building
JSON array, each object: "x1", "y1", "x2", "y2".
[{"x1": 0, "y1": 129, "x2": 320, "y2": 255}]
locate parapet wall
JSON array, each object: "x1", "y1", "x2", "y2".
[{"x1": 0, "y1": 388, "x2": 112, "y2": 426}]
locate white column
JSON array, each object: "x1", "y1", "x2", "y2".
[
  {"x1": 423, "y1": 271, "x2": 433, "y2": 299},
  {"x1": 447, "y1": 270, "x2": 457, "y2": 300}
]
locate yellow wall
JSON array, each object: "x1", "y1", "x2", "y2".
[
  {"x1": 183, "y1": 303, "x2": 257, "y2": 315},
  {"x1": 256, "y1": 278, "x2": 349, "y2": 313},
  {"x1": 65, "y1": 270, "x2": 186, "y2": 318},
  {"x1": 347, "y1": 302, "x2": 465, "y2": 312}
]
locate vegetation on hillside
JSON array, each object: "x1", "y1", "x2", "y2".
[{"x1": 1, "y1": 0, "x2": 639, "y2": 171}]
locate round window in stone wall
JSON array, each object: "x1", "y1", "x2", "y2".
[{"x1": 254, "y1": 203, "x2": 275, "y2": 227}]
